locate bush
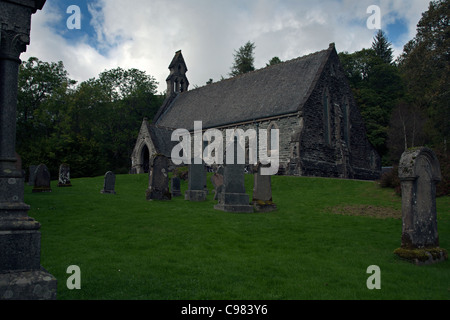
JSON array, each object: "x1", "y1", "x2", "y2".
[{"x1": 379, "y1": 165, "x2": 401, "y2": 195}]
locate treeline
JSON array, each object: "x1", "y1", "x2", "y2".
[
  {"x1": 340, "y1": 0, "x2": 449, "y2": 166},
  {"x1": 16, "y1": 58, "x2": 164, "y2": 179},
  {"x1": 339, "y1": 0, "x2": 448, "y2": 195},
  {"x1": 16, "y1": 0, "x2": 448, "y2": 188}
]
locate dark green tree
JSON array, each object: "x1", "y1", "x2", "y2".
[
  {"x1": 229, "y1": 41, "x2": 256, "y2": 77},
  {"x1": 339, "y1": 49, "x2": 405, "y2": 162},
  {"x1": 398, "y1": 0, "x2": 449, "y2": 147},
  {"x1": 266, "y1": 56, "x2": 282, "y2": 67},
  {"x1": 372, "y1": 30, "x2": 394, "y2": 64}
]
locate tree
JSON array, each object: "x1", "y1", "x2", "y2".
[
  {"x1": 398, "y1": 0, "x2": 449, "y2": 148},
  {"x1": 266, "y1": 56, "x2": 282, "y2": 67},
  {"x1": 387, "y1": 102, "x2": 427, "y2": 162},
  {"x1": 372, "y1": 30, "x2": 394, "y2": 64},
  {"x1": 339, "y1": 49, "x2": 405, "y2": 161},
  {"x1": 16, "y1": 58, "x2": 163, "y2": 178},
  {"x1": 229, "y1": 41, "x2": 256, "y2": 77}
]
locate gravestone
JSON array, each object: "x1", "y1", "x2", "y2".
[
  {"x1": 171, "y1": 176, "x2": 182, "y2": 197},
  {"x1": 0, "y1": 0, "x2": 56, "y2": 300},
  {"x1": 32, "y1": 164, "x2": 52, "y2": 193},
  {"x1": 146, "y1": 155, "x2": 171, "y2": 200},
  {"x1": 185, "y1": 158, "x2": 207, "y2": 201},
  {"x1": 211, "y1": 173, "x2": 224, "y2": 201},
  {"x1": 28, "y1": 165, "x2": 37, "y2": 186},
  {"x1": 394, "y1": 147, "x2": 447, "y2": 265},
  {"x1": 101, "y1": 171, "x2": 116, "y2": 194},
  {"x1": 214, "y1": 140, "x2": 253, "y2": 213},
  {"x1": 252, "y1": 164, "x2": 277, "y2": 212},
  {"x1": 57, "y1": 163, "x2": 72, "y2": 187}
]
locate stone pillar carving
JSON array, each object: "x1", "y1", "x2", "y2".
[
  {"x1": 394, "y1": 147, "x2": 448, "y2": 265},
  {"x1": 0, "y1": 0, "x2": 57, "y2": 299}
]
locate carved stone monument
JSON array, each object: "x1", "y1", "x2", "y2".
[
  {"x1": 171, "y1": 176, "x2": 181, "y2": 197},
  {"x1": 214, "y1": 140, "x2": 253, "y2": 213},
  {"x1": 0, "y1": 0, "x2": 57, "y2": 299},
  {"x1": 185, "y1": 158, "x2": 207, "y2": 201},
  {"x1": 252, "y1": 164, "x2": 277, "y2": 212},
  {"x1": 100, "y1": 171, "x2": 116, "y2": 194},
  {"x1": 146, "y1": 154, "x2": 171, "y2": 200},
  {"x1": 32, "y1": 163, "x2": 52, "y2": 193},
  {"x1": 394, "y1": 147, "x2": 448, "y2": 265},
  {"x1": 57, "y1": 163, "x2": 71, "y2": 187}
]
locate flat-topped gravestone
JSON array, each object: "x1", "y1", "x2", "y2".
[
  {"x1": 394, "y1": 147, "x2": 447, "y2": 265},
  {"x1": 214, "y1": 141, "x2": 253, "y2": 213},
  {"x1": 57, "y1": 163, "x2": 72, "y2": 187},
  {"x1": 252, "y1": 164, "x2": 277, "y2": 212},
  {"x1": 146, "y1": 155, "x2": 171, "y2": 200},
  {"x1": 32, "y1": 164, "x2": 52, "y2": 193},
  {"x1": 185, "y1": 158, "x2": 207, "y2": 201},
  {"x1": 171, "y1": 176, "x2": 182, "y2": 197},
  {"x1": 101, "y1": 171, "x2": 116, "y2": 194}
]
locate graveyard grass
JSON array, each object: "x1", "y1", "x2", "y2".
[{"x1": 25, "y1": 174, "x2": 450, "y2": 300}]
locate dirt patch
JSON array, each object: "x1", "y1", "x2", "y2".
[{"x1": 329, "y1": 205, "x2": 401, "y2": 219}]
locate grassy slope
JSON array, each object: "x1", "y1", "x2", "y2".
[{"x1": 25, "y1": 174, "x2": 450, "y2": 300}]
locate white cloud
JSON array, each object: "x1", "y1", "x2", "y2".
[{"x1": 23, "y1": 0, "x2": 431, "y2": 93}]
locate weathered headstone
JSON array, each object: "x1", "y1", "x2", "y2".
[
  {"x1": 185, "y1": 158, "x2": 207, "y2": 201},
  {"x1": 32, "y1": 164, "x2": 52, "y2": 193},
  {"x1": 0, "y1": 0, "x2": 57, "y2": 300},
  {"x1": 394, "y1": 147, "x2": 448, "y2": 265},
  {"x1": 252, "y1": 164, "x2": 277, "y2": 212},
  {"x1": 214, "y1": 140, "x2": 253, "y2": 213},
  {"x1": 171, "y1": 176, "x2": 182, "y2": 197},
  {"x1": 211, "y1": 173, "x2": 223, "y2": 201},
  {"x1": 57, "y1": 163, "x2": 72, "y2": 187},
  {"x1": 101, "y1": 171, "x2": 116, "y2": 194},
  {"x1": 146, "y1": 155, "x2": 171, "y2": 200},
  {"x1": 28, "y1": 165, "x2": 37, "y2": 186}
]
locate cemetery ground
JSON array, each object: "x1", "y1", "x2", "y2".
[{"x1": 25, "y1": 173, "x2": 449, "y2": 300}]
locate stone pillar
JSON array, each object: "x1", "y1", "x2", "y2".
[
  {"x1": 394, "y1": 147, "x2": 448, "y2": 265},
  {"x1": 0, "y1": 0, "x2": 57, "y2": 299}
]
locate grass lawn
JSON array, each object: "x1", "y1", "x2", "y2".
[{"x1": 25, "y1": 173, "x2": 450, "y2": 300}]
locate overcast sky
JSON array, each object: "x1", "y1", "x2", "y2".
[{"x1": 23, "y1": 0, "x2": 430, "y2": 93}]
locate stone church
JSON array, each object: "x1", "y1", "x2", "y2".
[{"x1": 131, "y1": 43, "x2": 381, "y2": 180}]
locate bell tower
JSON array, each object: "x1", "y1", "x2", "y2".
[{"x1": 166, "y1": 50, "x2": 189, "y2": 95}]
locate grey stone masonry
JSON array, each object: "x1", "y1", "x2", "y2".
[
  {"x1": 394, "y1": 147, "x2": 447, "y2": 265},
  {"x1": 0, "y1": 0, "x2": 56, "y2": 300}
]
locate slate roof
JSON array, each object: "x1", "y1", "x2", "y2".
[{"x1": 154, "y1": 45, "x2": 334, "y2": 131}]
